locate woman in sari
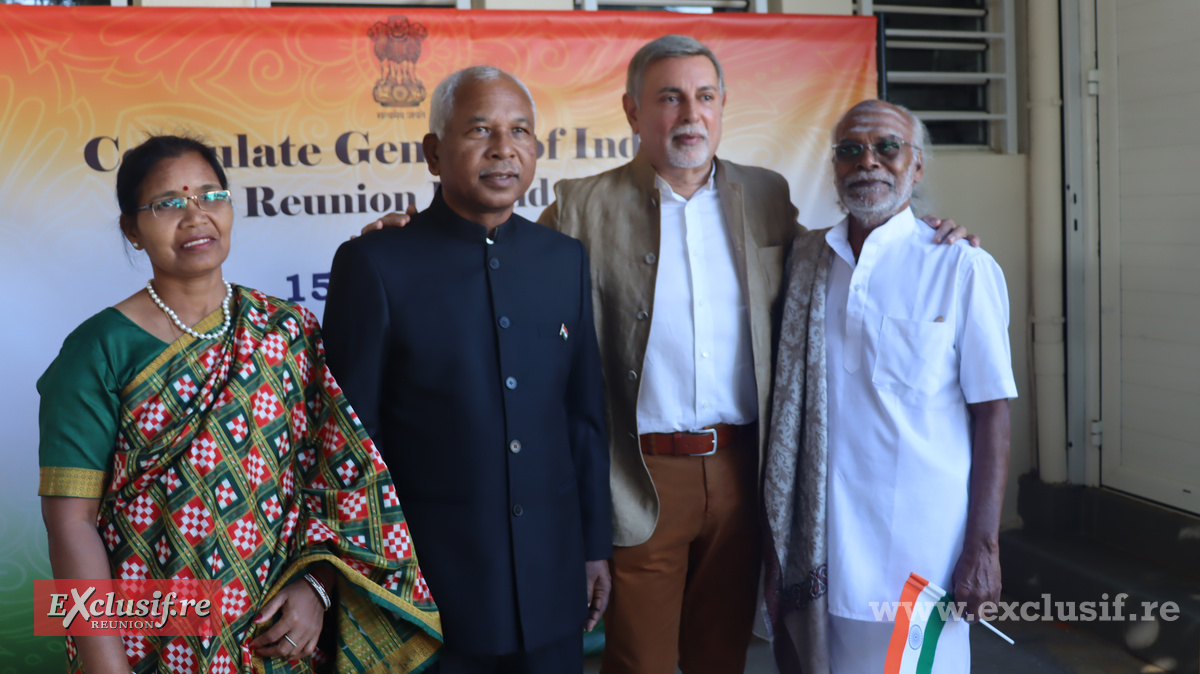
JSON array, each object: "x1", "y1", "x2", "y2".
[{"x1": 38, "y1": 135, "x2": 441, "y2": 674}]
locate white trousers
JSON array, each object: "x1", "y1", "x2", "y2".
[{"x1": 827, "y1": 613, "x2": 970, "y2": 674}]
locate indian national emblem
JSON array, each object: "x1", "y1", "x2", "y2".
[{"x1": 368, "y1": 15, "x2": 429, "y2": 108}]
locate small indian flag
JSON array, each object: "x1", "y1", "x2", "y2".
[{"x1": 884, "y1": 573, "x2": 953, "y2": 674}]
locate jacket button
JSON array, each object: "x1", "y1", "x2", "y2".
[
  {"x1": 509, "y1": 440, "x2": 522, "y2": 454},
  {"x1": 505, "y1": 376, "x2": 518, "y2": 389},
  {"x1": 498, "y1": 316, "x2": 511, "y2": 328},
  {"x1": 644, "y1": 253, "x2": 657, "y2": 264},
  {"x1": 636, "y1": 310, "x2": 648, "y2": 321},
  {"x1": 489, "y1": 258, "x2": 501, "y2": 270},
  {"x1": 512, "y1": 504, "x2": 524, "y2": 517},
  {"x1": 627, "y1": 370, "x2": 638, "y2": 381}
]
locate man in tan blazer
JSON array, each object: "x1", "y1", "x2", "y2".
[{"x1": 538, "y1": 36, "x2": 795, "y2": 673}]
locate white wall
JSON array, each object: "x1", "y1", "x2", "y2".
[{"x1": 925, "y1": 152, "x2": 1031, "y2": 525}]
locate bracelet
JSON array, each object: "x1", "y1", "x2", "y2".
[{"x1": 304, "y1": 572, "x2": 331, "y2": 611}]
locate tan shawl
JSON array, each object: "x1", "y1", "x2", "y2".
[{"x1": 762, "y1": 227, "x2": 834, "y2": 674}]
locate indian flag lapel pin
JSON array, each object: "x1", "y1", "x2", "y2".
[{"x1": 559, "y1": 324, "x2": 569, "y2": 341}]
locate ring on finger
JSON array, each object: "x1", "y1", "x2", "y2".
[{"x1": 283, "y1": 634, "x2": 298, "y2": 648}]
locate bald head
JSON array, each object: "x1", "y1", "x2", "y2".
[{"x1": 831, "y1": 99, "x2": 928, "y2": 226}]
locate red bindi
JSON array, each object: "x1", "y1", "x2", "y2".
[{"x1": 183, "y1": 186, "x2": 189, "y2": 191}]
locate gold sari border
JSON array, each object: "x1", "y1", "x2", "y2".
[
  {"x1": 121, "y1": 301, "x2": 227, "y2": 397},
  {"x1": 38, "y1": 466, "x2": 106, "y2": 498}
]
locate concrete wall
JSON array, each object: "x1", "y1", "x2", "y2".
[{"x1": 924, "y1": 152, "x2": 1031, "y2": 526}]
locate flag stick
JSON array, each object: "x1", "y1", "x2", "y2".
[{"x1": 979, "y1": 619, "x2": 1015, "y2": 645}]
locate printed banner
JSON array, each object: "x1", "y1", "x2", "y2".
[{"x1": 0, "y1": 6, "x2": 875, "y2": 670}]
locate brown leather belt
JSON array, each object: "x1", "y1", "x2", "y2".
[{"x1": 639, "y1": 423, "x2": 755, "y2": 457}]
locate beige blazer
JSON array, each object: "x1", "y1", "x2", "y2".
[{"x1": 539, "y1": 154, "x2": 801, "y2": 546}]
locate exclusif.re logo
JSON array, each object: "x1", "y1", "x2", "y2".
[{"x1": 368, "y1": 15, "x2": 430, "y2": 108}]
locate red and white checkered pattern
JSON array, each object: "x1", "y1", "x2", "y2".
[
  {"x1": 251, "y1": 385, "x2": 284, "y2": 427},
  {"x1": 211, "y1": 648, "x2": 235, "y2": 674},
  {"x1": 212, "y1": 387, "x2": 233, "y2": 410},
  {"x1": 171, "y1": 565, "x2": 195, "y2": 581},
  {"x1": 221, "y1": 578, "x2": 250, "y2": 622},
  {"x1": 108, "y1": 452, "x2": 128, "y2": 492},
  {"x1": 154, "y1": 536, "x2": 171, "y2": 565},
  {"x1": 123, "y1": 635, "x2": 149, "y2": 665},
  {"x1": 291, "y1": 402, "x2": 308, "y2": 440},
  {"x1": 381, "y1": 522, "x2": 412, "y2": 560},
  {"x1": 261, "y1": 495, "x2": 283, "y2": 522},
  {"x1": 282, "y1": 368, "x2": 294, "y2": 394},
  {"x1": 302, "y1": 307, "x2": 320, "y2": 334},
  {"x1": 208, "y1": 548, "x2": 224, "y2": 573},
  {"x1": 310, "y1": 474, "x2": 329, "y2": 490},
  {"x1": 227, "y1": 512, "x2": 262, "y2": 558},
  {"x1": 273, "y1": 430, "x2": 290, "y2": 459},
  {"x1": 126, "y1": 491, "x2": 159, "y2": 534},
  {"x1": 295, "y1": 350, "x2": 311, "y2": 386},
  {"x1": 161, "y1": 467, "x2": 182, "y2": 494},
  {"x1": 321, "y1": 365, "x2": 342, "y2": 395},
  {"x1": 187, "y1": 431, "x2": 221, "y2": 476},
  {"x1": 248, "y1": 307, "x2": 269, "y2": 329},
  {"x1": 280, "y1": 506, "x2": 300, "y2": 541},
  {"x1": 336, "y1": 459, "x2": 359, "y2": 486},
  {"x1": 283, "y1": 317, "x2": 301, "y2": 338},
  {"x1": 344, "y1": 558, "x2": 372, "y2": 577},
  {"x1": 65, "y1": 636, "x2": 77, "y2": 660},
  {"x1": 337, "y1": 489, "x2": 368, "y2": 521},
  {"x1": 199, "y1": 344, "x2": 223, "y2": 374},
  {"x1": 172, "y1": 497, "x2": 214, "y2": 545},
  {"x1": 366, "y1": 441, "x2": 389, "y2": 473},
  {"x1": 297, "y1": 447, "x2": 316, "y2": 472},
  {"x1": 383, "y1": 570, "x2": 402, "y2": 591},
  {"x1": 236, "y1": 327, "x2": 260, "y2": 359},
  {"x1": 280, "y1": 466, "x2": 295, "y2": 499},
  {"x1": 135, "y1": 398, "x2": 171, "y2": 439},
  {"x1": 242, "y1": 447, "x2": 267, "y2": 488},
  {"x1": 381, "y1": 484, "x2": 401, "y2": 508},
  {"x1": 238, "y1": 360, "x2": 257, "y2": 380},
  {"x1": 347, "y1": 534, "x2": 367, "y2": 548},
  {"x1": 172, "y1": 374, "x2": 199, "y2": 403},
  {"x1": 320, "y1": 420, "x2": 345, "y2": 458},
  {"x1": 304, "y1": 493, "x2": 324, "y2": 514},
  {"x1": 255, "y1": 559, "x2": 272, "y2": 585},
  {"x1": 118, "y1": 554, "x2": 149, "y2": 580},
  {"x1": 226, "y1": 414, "x2": 249, "y2": 443},
  {"x1": 305, "y1": 518, "x2": 337, "y2": 545},
  {"x1": 261, "y1": 332, "x2": 287, "y2": 364},
  {"x1": 215, "y1": 479, "x2": 238, "y2": 509},
  {"x1": 164, "y1": 639, "x2": 197, "y2": 674},
  {"x1": 414, "y1": 569, "x2": 432, "y2": 602},
  {"x1": 103, "y1": 523, "x2": 121, "y2": 551}
]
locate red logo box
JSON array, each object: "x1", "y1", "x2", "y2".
[{"x1": 34, "y1": 578, "x2": 223, "y2": 637}]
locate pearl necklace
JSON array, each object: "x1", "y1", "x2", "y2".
[{"x1": 146, "y1": 279, "x2": 233, "y2": 340}]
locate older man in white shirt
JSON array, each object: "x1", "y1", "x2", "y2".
[{"x1": 763, "y1": 99, "x2": 1015, "y2": 674}]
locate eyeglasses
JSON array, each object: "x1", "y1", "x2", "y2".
[
  {"x1": 137, "y1": 190, "x2": 233, "y2": 218},
  {"x1": 832, "y1": 140, "x2": 913, "y2": 164}
]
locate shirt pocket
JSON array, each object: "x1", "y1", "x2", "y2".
[{"x1": 871, "y1": 316, "x2": 956, "y2": 399}]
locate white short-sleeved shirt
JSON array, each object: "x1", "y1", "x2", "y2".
[{"x1": 823, "y1": 207, "x2": 1017, "y2": 620}]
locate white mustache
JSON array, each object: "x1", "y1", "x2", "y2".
[
  {"x1": 670, "y1": 124, "x2": 708, "y2": 142},
  {"x1": 843, "y1": 171, "x2": 895, "y2": 190}
]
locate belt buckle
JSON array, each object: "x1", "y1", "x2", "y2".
[{"x1": 685, "y1": 428, "x2": 718, "y2": 456}]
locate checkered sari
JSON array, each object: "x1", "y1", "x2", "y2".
[{"x1": 66, "y1": 286, "x2": 441, "y2": 674}]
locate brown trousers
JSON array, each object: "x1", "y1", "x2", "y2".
[{"x1": 601, "y1": 439, "x2": 761, "y2": 673}]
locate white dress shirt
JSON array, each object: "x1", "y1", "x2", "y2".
[
  {"x1": 823, "y1": 207, "x2": 1017, "y2": 620},
  {"x1": 635, "y1": 169, "x2": 757, "y2": 434}
]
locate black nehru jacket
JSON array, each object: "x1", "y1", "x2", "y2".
[{"x1": 321, "y1": 190, "x2": 612, "y2": 656}]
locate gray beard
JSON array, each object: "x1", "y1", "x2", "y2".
[
  {"x1": 666, "y1": 142, "x2": 710, "y2": 169},
  {"x1": 839, "y1": 164, "x2": 916, "y2": 226}
]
